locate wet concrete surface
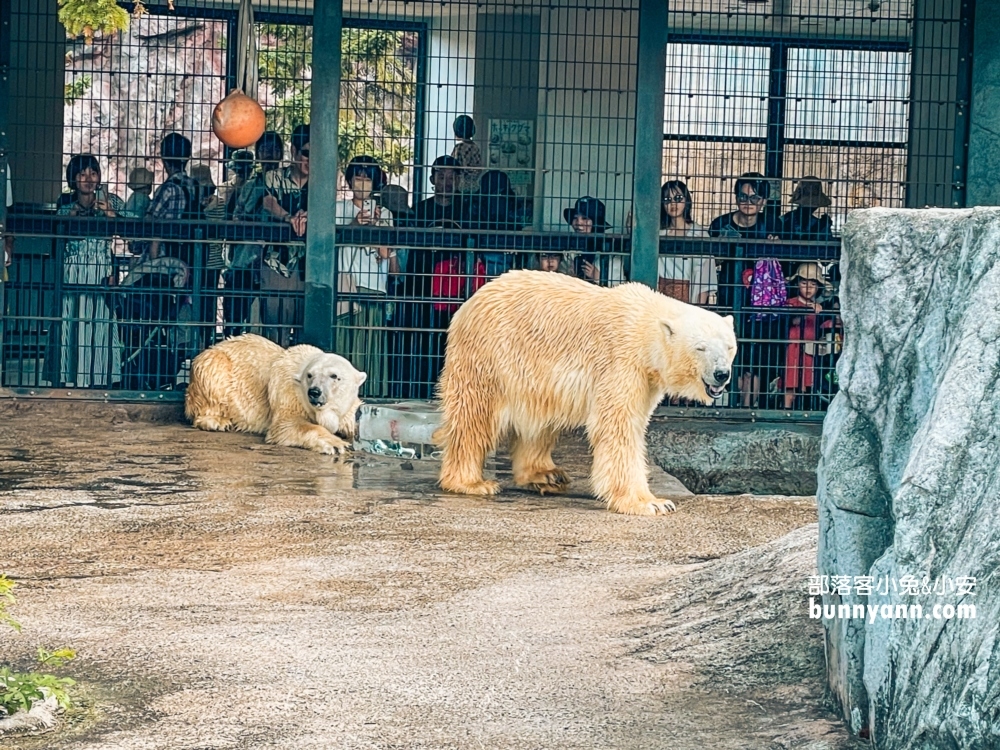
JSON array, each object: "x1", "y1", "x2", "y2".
[{"x1": 0, "y1": 401, "x2": 861, "y2": 749}]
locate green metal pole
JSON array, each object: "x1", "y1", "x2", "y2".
[
  {"x1": 303, "y1": 0, "x2": 343, "y2": 350},
  {"x1": 631, "y1": 0, "x2": 668, "y2": 289}
]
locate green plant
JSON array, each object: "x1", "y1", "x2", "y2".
[
  {"x1": 0, "y1": 577, "x2": 77, "y2": 716},
  {"x1": 0, "y1": 649, "x2": 77, "y2": 715},
  {"x1": 57, "y1": 0, "x2": 131, "y2": 44},
  {"x1": 65, "y1": 75, "x2": 93, "y2": 104}
]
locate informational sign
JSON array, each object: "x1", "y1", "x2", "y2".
[{"x1": 487, "y1": 118, "x2": 535, "y2": 198}]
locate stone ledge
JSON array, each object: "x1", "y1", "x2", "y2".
[{"x1": 647, "y1": 417, "x2": 822, "y2": 496}]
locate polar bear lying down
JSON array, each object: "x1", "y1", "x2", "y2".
[
  {"x1": 185, "y1": 334, "x2": 366, "y2": 455},
  {"x1": 434, "y1": 270, "x2": 738, "y2": 515}
]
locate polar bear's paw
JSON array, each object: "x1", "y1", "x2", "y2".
[
  {"x1": 316, "y1": 434, "x2": 350, "y2": 456},
  {"x1": 647, "y1": 498, "x2": 677, "y2": 515},
  {"x1": 608, "y1": 493, "x2": 677, "y2": 516},
  {"x1": 193, "y1": 414, "x2": 233, "y2": 432},
  {"x1": 518, "y1": 468, "x2": 571, "y2": 495},
  {"x1": 442, "y1": 479, "x2": 502, "y2": 496}
]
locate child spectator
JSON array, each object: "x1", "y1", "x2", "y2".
[
  {"x1": 783, "y1": 262, "x2": 833, "y2": 410},
  {"x1": 451, "y1": 115, "x2": 483, "y2": 194},
  {"x1": 537, "y1": 252, "x2": 563, "y2": 273}
]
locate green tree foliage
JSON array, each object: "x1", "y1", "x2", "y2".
[
  {"x1": 57, "y1": 0, "x2": 130, "y2": 43},
  {"x1": 256, "y1": 24, "x2": 417, "y2": 175}
]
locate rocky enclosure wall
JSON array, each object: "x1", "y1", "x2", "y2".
[{"x1": 818, "y1": 208, "x2": 1000, "y2": 748}]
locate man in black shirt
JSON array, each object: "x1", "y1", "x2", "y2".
[{"x1": 413, "y1": 155, "x2": 465, "y2": 228}]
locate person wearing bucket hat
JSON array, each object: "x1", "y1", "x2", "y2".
[
  {"x1": 783, "y1": 261, "x2": 834, "y2": 409},
  {"x1": 564, "y1": 196, "x2": 610, "y2": 233},
  {"x1": 778, "y1": 176, "x2": 833, "y2": 241},
  {"x1": 560, "y1": 196, "x2": 609, "y2": 283}
]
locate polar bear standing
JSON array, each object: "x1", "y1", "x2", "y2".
[
  {"x1": 185, "y1": 334, "x2": 366, "y2": 455},
  {"x1": 434, "y1": 270, "x2": 737, "y2": 515}
]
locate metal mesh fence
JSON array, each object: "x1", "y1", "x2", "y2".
[{"x1": 0, "y1": 0, "x2": 973, "y2": 415}]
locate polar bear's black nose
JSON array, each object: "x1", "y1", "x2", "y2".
[
  {"x1": 713, "y1": 369, "x2": 730, "y2": 385},
  {"x1": 308, "y1": 386, "x2": 322, "y2": 400}
]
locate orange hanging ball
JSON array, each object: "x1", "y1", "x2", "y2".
[{"x1": 212, "y1": 89, "x2": 266, "y2": 149}]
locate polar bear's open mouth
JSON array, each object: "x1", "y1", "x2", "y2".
[{"x1": 704, "y1": 382, "x2": 726, "y2": 399}]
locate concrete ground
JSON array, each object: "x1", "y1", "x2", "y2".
[{"x1": 0, "y1": 401, "x2": 862, "y2": 750}]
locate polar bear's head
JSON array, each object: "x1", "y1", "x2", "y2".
[
  {"x1": 660, "y1": 306, "x2": 738, "y2": 405},
  {"x1": 294, "y1": 352, "x2": 367, "y2": 430}
]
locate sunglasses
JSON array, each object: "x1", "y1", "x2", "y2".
[
  {"x1": 736, "y1": 193, "x2": 764, "y2": 204},
  {"x1": 299, "y1": 148, "x2": 310, "y2": 158},
  {"x1": 662, "y1": 194, "x2": 686, "y2": 203}
]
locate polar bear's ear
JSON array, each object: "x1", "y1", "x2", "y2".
[
  {"x1": 660, "y1": 321, "x2": 674, "y2": 338},
  {"x1": 723, "y1": 315, "x2": 734, "y2": 328},
  {"x1": 356, "y1": 370, "x2": 368, "y2": 386}
]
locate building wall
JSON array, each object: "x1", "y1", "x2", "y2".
[
  {"x1": 423, "y1": 12, "x2": 477, "y2": 187},
  {"x1": 9, "y1": 0, "x2": 65, "y2": 204},
  {"x1": 535, "y1": 5, "x2": 637, "y2": 232},
  {"x1": 905, "y1": 0, "x2": 963, "y2": 208},
  {"x1": 968, "y1": 0, "x2": 1000, "y2": 207}
]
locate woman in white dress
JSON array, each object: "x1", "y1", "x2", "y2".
[
  {"x1": 335, "y1": 156, "x2": 399, "y2": 397},
  {"x1": 55, "y1": 154, "x2": 133, "y2": 387},
  {"x1": 657, "y1": 179, "x2": 717, "y2": 306}
]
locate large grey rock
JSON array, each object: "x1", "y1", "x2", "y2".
[
  {"x1": 818, "y1": 207, "x2": 1000, "y2": 748},
  {"x1": 647, "y1": 418, "x2": 822, "y2": 495}
]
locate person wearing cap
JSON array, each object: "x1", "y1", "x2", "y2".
[
  {"x1": 335, "y1": 154, "x2": 399, "y2": 397},
  {"x1": 451, "y1": 115, "x2": 483, "y2": 194},
  {"x1": 778, "y1": 176, "x2": 833, "y2": 241},
  {"x1": 561, "y1": 196, "x2": 611, "y2": 284},
  {"x1": 783, "y1": 261, "x2": 834, "y2": 409},
  {"x1": 125, "y1": 166, "x2": 154, "y2": 218}
]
